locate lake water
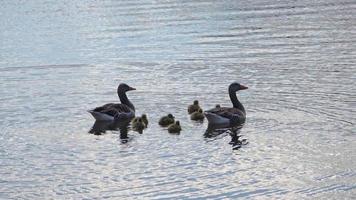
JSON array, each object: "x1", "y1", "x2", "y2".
[{"x1": 1, "y1": 0, "x2": 355, "y2": 199}]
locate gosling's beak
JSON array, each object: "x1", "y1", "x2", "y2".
[
  {"x1": 128, "y1": 86, "x2": 136, "y2": 91},
  {"x1": 240, "y1": 84, "x2": 248, "y2": 90}
]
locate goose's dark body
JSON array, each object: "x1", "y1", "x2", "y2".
[
  {"x1": 89, "y1": 83, "x2": 136, "y2": 121},
  {"x1": 92, "y1": 103, "x2": 132, "y2": 115}
]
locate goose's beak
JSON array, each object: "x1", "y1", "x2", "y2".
[
  {"x1": 240, "y1": 85, "x2": 248, "y2": 90},
  {"x1": 129, "y1": 87, "x2": 136, "y2": 91}
]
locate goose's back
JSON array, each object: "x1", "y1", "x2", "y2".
[
  {"x1": 205, "y1": 107, "x2": 245, "y2": 119},
  {"x1": 93, "y1": 103, "x2": 132, "y2": 114}
]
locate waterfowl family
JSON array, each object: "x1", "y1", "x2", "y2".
[
  {"x1": 88, "y1": 82, "x2": 249, "y2": 144},
  {"x1": 168, "y1": 121, "x2": 181, "y2": 133},
  {"x1": 159, "y1": 114, "x2": 175, "y2": 126},
  {"x1": 190, "y1": 108, "x2": 204, "y2": 121},
  {"x1": 204, "y1": 82, "x2": 248, "y2": 127},
  {"x1": 188, "y1": 100, "x2": 201, "y2": 114},
  {"x1": 88, "y1": 83, "x2": 136, "y2": 121}
]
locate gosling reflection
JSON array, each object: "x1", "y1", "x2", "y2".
[{"x1": 204, "y1": 124, "x2": 248, "y2": 150}]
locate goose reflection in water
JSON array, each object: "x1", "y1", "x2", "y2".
[
  {"x1": 89, "y1": 118, "x2": 143, "y2": 143},
  {"x1": 205, "y1": 124, "x2": 248, "y2": 150}
]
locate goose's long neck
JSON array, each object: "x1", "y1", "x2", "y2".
[
  {"x1": 229, "y1": 89, "x2": 245, "y2": 113},
  {"x1": 118, "y1": 90, "x2": 135, "y2": 111}
]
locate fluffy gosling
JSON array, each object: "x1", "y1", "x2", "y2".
[
  {"x1": 190, "y1": 108, "x2": 204, "y2": 121},
  {"x1": 141, "y1": 114, "x2": 148, "y2": 127},
  {"x1": 132, "y1": 118, "x2": 145, "y2": 133},
  {"x1": 168, "y1": 121, "x2": 181, "y2": 133},
  {"x1": 188, "y1": 100, "x2": 201, "y2": 114},
  {"x1": 159, "y1": 114, "x2": 175, "y2": 126}
]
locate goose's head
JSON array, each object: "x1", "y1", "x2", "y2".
[
  {"x1": 118, "y1": 83, "x2": 136, "y2": 93},
  {"x1": 229, "y1": 82, "x2": 248, "y2": 92}
]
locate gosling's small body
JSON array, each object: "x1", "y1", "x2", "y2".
[
  {"x1": 141, "y1": 114, "x2": 148, "y2": 127},
  {"x1": 188, "y1": 100, "x2": 201, "y2": 114},
  {"x1": 132, "y1": 118, "x2": 145, "y2": 132},
  {"x1": 168, "y1": 121, "x2": 182, "y2": 133},
  {"x1": 159, "y1": 114, "x2": 175, "y2": 126},
  {"x1": 190, "y1": 109, "x2": 205, "y2": 120}
]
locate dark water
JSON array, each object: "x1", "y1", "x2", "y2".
[{"x1": 1, "y1": 0, "x2": 355, "y2": 199}]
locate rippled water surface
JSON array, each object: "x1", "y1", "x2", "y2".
[{"x1": 1, "y1": 0, "x2": 355, "y2": 199}]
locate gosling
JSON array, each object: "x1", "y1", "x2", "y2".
[
  {"x1": 159, "y1": 114, "x2": 175, "y2": 126},
  {"x1": 168, "y1": 121, "x2": 181, "y2": 133},
  {"x1": 141, "y1": 114, "x2": 148, "y2": 127},
  {"x1": 132, "y1": 118, "x2": 145, "y2": 133},
  {"x1": 190, "y1": 108, "x2": 204, "y2": 121},
  {"x1": 188, "y1": 100, "x2": 201, "y2": 114}
]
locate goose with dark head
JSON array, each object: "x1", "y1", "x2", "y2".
[
  {"x1": 204, "y1": 82, "x2": 248, "y2": 127},
  {"x1": 88, "y1": 83, "x2": 136, "y2": 121}
]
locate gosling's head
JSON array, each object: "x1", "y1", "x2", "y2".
[
  {"x1": 198, "y1": 108, "x2": 203, "y2": 113},
  {"x1": 193, "y1": 100, "x2": 199, "y2": 105},
  {"x1": 215, "y1": 104, "x2": 221, "y2": 108},
  {"x1": 175, "y1": 121, "x2": 180, "y2": 126},
  {"x1": 141, "y1": 114, "x2": 147, "y2": 119},
  {"x1": 168, "y1": 114, "x2": 174, "y2": 119}
]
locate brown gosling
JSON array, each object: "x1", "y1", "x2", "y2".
[
  {"x1": 168, "y1": 121, "x2": 182, "y2": 133},
  {"x1": 190, "y1": 108, "x2": 205, "y2": 121},
  {"x1": 141, "y1": 114, "x2": 148, "y2": 128},
  {"x1": 159, "y1": 114, "x2": 175, "y2": 126},
  {"x1": 188, "y1": 100, "x2": 201, "y2": 114},
  {"x1": 132, "y1": 118, "x2": 145, "y2": 133}
]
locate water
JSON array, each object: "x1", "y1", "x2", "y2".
[{"x1": 1, "y1": 0, "x2": 355, "y2": 199}]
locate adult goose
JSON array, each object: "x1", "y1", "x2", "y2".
[
  {"x1": 88, "y1": 83, "x2": 136, "y2": 121},
  {"x1": 204, "y1": 82, "x2": 248, "y2": 127}
]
